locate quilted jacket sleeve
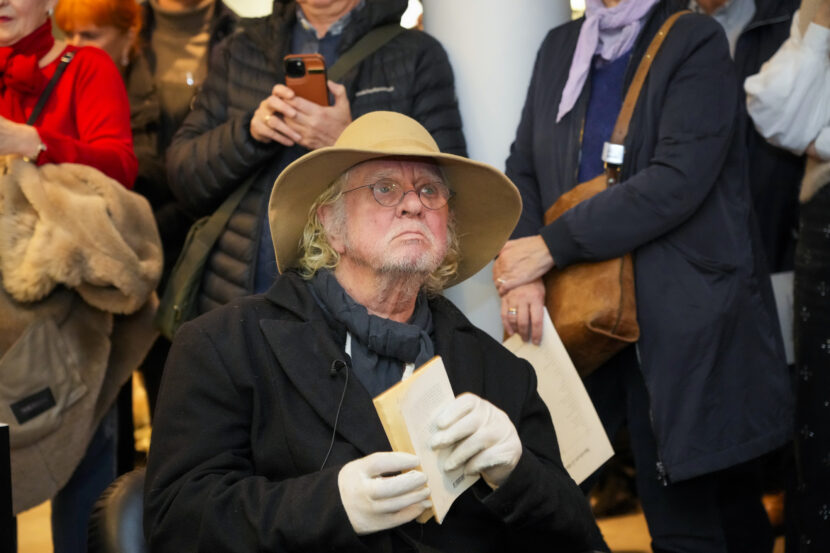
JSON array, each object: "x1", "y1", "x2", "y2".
[
  {"x1": 406, "y1": 32, "x2": 467, "y2": 157},
  {"x1": 166, "y1": 36, "x2": 281, "y2": 218}
]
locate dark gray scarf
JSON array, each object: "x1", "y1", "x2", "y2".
[{"x1": 308, "y1": 269, "x2": 435, "y2": 397}]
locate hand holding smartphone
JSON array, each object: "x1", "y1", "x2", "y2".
[{"x1": 283, "y1": 53, "x2": 330, "y2": 106}]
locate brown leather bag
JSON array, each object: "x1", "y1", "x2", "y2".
[{"x1": 543, "y1": 11, "x2": 688, "y2": 377}]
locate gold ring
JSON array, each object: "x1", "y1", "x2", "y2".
[
  {"x1": 264, "y1": 113, "x2": 272, "y2": 125},
  {"x1": 496, "y1": 277, "x2": 506, "y2": 285},
  {"x1": 507, "y1": 307, "x2": 518, "y2": 316}
]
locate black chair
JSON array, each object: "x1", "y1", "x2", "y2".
[{"x1": 88, "y1": 467, "x2": 148, "y2": 553}]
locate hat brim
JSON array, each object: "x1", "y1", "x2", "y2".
[{"x1": 269, "y1": 147, "x2": 521, "y2": 288}]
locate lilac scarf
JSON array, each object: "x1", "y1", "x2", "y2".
[{"x1": 556, "y1": 0, "x2": 660, "y2": 122}]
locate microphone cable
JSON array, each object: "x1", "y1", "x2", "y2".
[{"x1": 320, "y1": 359, "x2": 349, "y2": 470}]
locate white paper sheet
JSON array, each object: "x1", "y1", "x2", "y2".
[
  {"x1": 770, "y1": 271, "x2": 794, "y2": 365},
  {"x1": 503, "y1": 310, "x2": 613, "y2": 484}
]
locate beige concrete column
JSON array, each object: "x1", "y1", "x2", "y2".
[{"x1": 424, "y1": 0, "x2": 571, "y2": 339}]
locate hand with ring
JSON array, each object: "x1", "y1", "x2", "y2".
[
  {"x1": 500, "y1": 279, "x2": 546, "y2": 344},
  {"x1": 249, "y1": 84, "x2": 303, "y2": 145}
]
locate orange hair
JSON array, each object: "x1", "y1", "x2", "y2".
[{"x1": 54, "y1": 0, "x2": 142, "y2": 36}]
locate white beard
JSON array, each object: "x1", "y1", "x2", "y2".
[{"x1": 344, "y1": 221, "x2": 448, "y2": 278}]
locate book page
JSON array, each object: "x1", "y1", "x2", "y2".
[
  {"x1": 503, "y1": 310, "x2": 613, "y2": 484},
  {"x1": 399, "y1": 358, "x2": 478, "y2": 524},
  {"x1": 373, "y1": 356, "x2": 479, "y2": 524}
]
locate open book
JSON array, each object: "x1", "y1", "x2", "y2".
[
  {"x1": 372, "y1": 356, "x2": 478, "y2": 524},
  {"x1": 503, "y1": 309, "x2": 613, "y2": 484}
]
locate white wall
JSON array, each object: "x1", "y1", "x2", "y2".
[
  {"x1": 424, "y1": 0, "x2": 570, "y2": 339},
  {"x1": 223, "y1": 0, "x2": 272, "y2": 17}
]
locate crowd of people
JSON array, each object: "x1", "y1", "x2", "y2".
[{"x1": 0, "y1": 0, "x2": 827, "y2": 552}]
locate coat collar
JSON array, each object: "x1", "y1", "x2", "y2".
[
  {"x1": 259, "y1": 272, "x2": 486, "y2": 456},
  {"x1": 744, "y1": 0, "x2": 797, "y2": 29},
  {"x1": 260, "y1": 272, "x2": 389, "y2": 456}
]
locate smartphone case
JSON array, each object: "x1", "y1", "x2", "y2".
[{"x1": 284, "y1": 53, "x2": 330, "y2": 106}]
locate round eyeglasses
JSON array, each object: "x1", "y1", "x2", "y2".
[{"x1": 343, "y1": 179, "x2": 454, "y2": 210}]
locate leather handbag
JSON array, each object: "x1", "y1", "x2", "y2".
[
  {"x1": 154, "y1": 24, "x2": 406, "y2": 340},
  {"x1": 543, "y1": 11, "x2": 688, "y2": 377}
]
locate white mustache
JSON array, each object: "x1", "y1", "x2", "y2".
[{"x1": 386, "y1": 221, "x2": 436, "y2": 243}]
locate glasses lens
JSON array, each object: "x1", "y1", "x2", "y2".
[
  {"x1": 368, "y1": 180, "x2": 452, "y2": 209},
  {"x1": 371, "y1": 180, "x2": 402, "y2": 206},
  {"x1": 418, "y1": 182, "x2": 451, "y2": 209}
]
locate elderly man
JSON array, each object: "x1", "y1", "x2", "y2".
[{"x1": 144, "y1": 112, "x2": 605, "y2": 552}]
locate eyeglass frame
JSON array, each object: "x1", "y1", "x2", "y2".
[{"x1": 342, "y1": 178, "x2": 455, "y2": 210}]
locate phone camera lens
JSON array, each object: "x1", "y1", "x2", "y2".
[{"x1": 285, "y1": 59, "x2": 306, "y2": 78}]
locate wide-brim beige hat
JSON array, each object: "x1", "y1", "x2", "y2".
[{"x1": 269, "y1": 111, "x2": 522, "y2": 288}]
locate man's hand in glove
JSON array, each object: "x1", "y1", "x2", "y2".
[
  {"x1": 338, "y1": 452, "x2": 432, "y2": 535},
  {"x1": 430, "y1": 393, "x2": 522, "y2": 489}
]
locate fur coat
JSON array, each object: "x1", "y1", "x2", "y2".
[{"x1": 0, "y1": 158, "x2": 162, "y2": 513}]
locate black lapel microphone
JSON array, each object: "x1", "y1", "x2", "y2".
[
  {"x1": 329, "y1": 359, "x2": 347, "y2": 377},
  {"x1": 321, "y1": 359, "x2": 350, "y2": 470}
]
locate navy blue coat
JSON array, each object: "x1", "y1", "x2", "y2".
[{"x1": 506, "y1": 1, "x2": 793, "y2": 482}]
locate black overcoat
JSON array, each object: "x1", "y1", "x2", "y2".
[
  {"x1": 506, "y1": 0, "x2": 793, "y2": 482},
  {"x1": 144, "y1": 272, "x2": 604, "y2": 552}
]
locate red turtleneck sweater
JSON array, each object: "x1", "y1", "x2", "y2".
[
  {"x1": 22, "y1": 45, "x2": 138, "y2": 187},
  {"x1": 0, "y1": 21, "x2": 136, "y2": 188}
]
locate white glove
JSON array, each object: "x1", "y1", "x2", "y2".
[
  {"x1": 429, "y1": 393, "x2": 522, "y2": 489},
  {"x1": 338, "y1": 451, "x2": 432, "y2": 535}
]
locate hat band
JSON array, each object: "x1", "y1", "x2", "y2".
[{"x1": 344, "y1": 137, "x2": 440, "y2": 155}]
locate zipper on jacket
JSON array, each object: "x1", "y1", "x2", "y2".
[
  {"x1": 637, "y1": 344, "x2": 671, "y2": 487},
  {"x1": 655, "y1": 459, "x2": 669, "y2": 487},
  {"x1": 650, "y1": 401, "x2": 670, "y2": 487}
]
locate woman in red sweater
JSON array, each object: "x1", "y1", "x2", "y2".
[
  {"x1": 0, "y1": 0, "x2": 136, "y2": 187},
  {"x1": 1, "y1": 2, "x2": 137, "y2": 552}
]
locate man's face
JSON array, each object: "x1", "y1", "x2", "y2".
[{"x1": 322, "y1": 159, "x2": 450, "y2": 280}]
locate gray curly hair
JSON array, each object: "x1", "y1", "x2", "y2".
[{"x1": 296, "y1": 168, "x2": 460, "y2": 295}]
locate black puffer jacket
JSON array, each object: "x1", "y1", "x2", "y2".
[{"x1": 167, "y1": 0, "x2": 466, "y2": 314}]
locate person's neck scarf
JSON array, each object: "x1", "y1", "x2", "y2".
[
  {"x1": 309, "y1": 269, "x2": 435, "y2": 397},
  {"x1": 556, "y1": 0, "x2": 659, "y2": 123},
  {"x1": 0, "y1": 20, "x2": 54, "y2": 98}
]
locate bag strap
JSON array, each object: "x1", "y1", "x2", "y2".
[
  {"x1": 26, "y1": 51, "x2": 75, "y2": 126},
  {"x1": 604, "y1": 10, "x2": 689, "y2": 182},
  {"x1": 327, "y1": 24, "x2": 405, "y2": 82},
  {"x1": 186, "y1": 169, "x2": 260, "y2": 266}
]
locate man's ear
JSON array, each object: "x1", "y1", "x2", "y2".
[{"x1": 318, "y1": 204, "x2": 345, "y2": 254}]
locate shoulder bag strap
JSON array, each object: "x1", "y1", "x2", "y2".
[
  {"x1": 26, "y1": 51, "x2": 75, "y2": 126},
  {"x1": 605, "y1": 10, "x2": 690, "y2": 183},
  {"x1": 184, "y1": 167, "x2": 261, "y2": 268},
  {"x1": 327, "y1": 24, "x2": 405, "y2": 82}
]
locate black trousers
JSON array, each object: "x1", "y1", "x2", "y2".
[
  {"x1": 583, "y1": 347, "x2": 773, "y2": 553},
  {"x1": 787, "y1": 184, "x2": 830, "y2": 553}
]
